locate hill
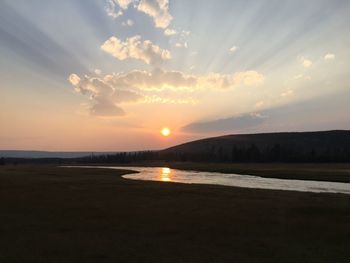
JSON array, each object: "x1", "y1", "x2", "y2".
[
  {"x1": 161, "y1": 130, "x2": 350, "y2": 162},
  {"x1": 0, "y1": 150, "x2": 116, "y2": 159}
]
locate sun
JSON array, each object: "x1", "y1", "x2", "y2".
[{"x1": 160, "y1": 127, "x2": 171, "y2": 137}]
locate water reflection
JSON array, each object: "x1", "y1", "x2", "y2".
[{"x1": 160, "y1": 167, "x2": 171, "y2": 182}]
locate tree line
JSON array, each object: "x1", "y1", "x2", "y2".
[
  {"x1": 1, "y1": 143, "x2": 349, "y2": 165},
  {"x1": 76, "y1": 143, "x2": 350, "y2": 163}
]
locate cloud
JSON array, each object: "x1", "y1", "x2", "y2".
[
  {"x1": 142, "y1": 95, "x2": 198, "y2": 105},
  {"x1": 122, "y1": 19, "x2": 134, "y2": 26},
  {"x1": 182, "y1": 91, "x2": 350, "y2": 134},
  {"x1": 94, "y1": 69, "x2": 102, "y2": 75},
  {"x1": 68, "y1": 69, "x2": 264, "y2": 116},
  {"x1": 91, "y1": 96, "x2": 126, "y2": 116},
  {"x1": 281, "y1": 89, "x2": 294, "y2": 97},
  {"x1": 294, "y1": 74, "x2": 311, "y2": 81},
  {"x1": 164, "y1": 28, "x2": 177, "y2": 36},
  {"x1": 115, "y1": 0, "x2": 134, "y2": 9},
  {"x1": 173, "y1": 30, "x2": 191, "y2": 48},
  {"x1": 68, "y1": 73, "x2": 142, "y2": 116},
  {"x1": 300, "y1": 57, "x2": 312, "y2": 68},
  {"x1": 303, "y1": 59, "x2": 312, "y2": 68},
  {"x1": 105, "y1": 0, "x2": 174, "y2": 30},
  {"x1": 103, "y1": 69, "x2": 197, "y2": 91},
  {"x1": 137, "y1": 0, "x2": 172, "y2": 29},
  {"x1": 104, "y1": 69, "x2": 263, "y2": 91},
  {"x1": 101, "y1": 35, "x2": 171, "y2": 65},
  {"x1": 228, "y1": 71, "x2": 264, "y2": 86},
  {"x1": 175, "y1": 42, "x2": 188, "y2": 48},
  {"x1": 68, "y1": 74, "x2": 81, "y2": 86},
  {"x1": 105, "y1": 0, "x2": 123, "y2": 19},
  {"x1": 182, "y1": 113, "x2": 267, "y2": 133},
  {"x1": 181, "y1": 30, "x2": 191, "y2": 36},
  {"x1": 229, "y1": 46, "x2": 238, "y2": 54},
  {"x1": 324, "y1": 53, "x2": 335, "y2": 61}
]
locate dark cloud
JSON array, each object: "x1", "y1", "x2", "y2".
[
  {"x1": 182, "y1": 113, "x2": 266, "y2": 133},
  {"x1": 182, "y1": 89, "x2": 350, "y2": 134},
  {"x1": 90, "y1": 96, "x2": 125, "y2": 116}
]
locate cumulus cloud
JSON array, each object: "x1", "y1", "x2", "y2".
[
  {"x1": 137, "y1": 0, "x2": 172, "y2": 29},
  {"x1": 103, "y1": 69, "x2": 197, "y2": 92},
  {"x1": 164, "y1": 28, "x2": 177, "y2": 36},
  {"x1": 229, "y1": 46, "x2": 238, "y2": 54},
  {"x1": 105, "y1": 0, "x2": 123, "y2": 19},
  {"x1": 300, "y1": 57, "x2": 312, "y2": 68},
  {"x1": 303, "y1": 59, "x2": 312, "y2": 68},
  {"x1": 68, "y1": 69, "x2": 264, "y2": 116},
  {"x1": 105, "y1": 0, "x2": 174, "y2": 30},
  {"x1": 105, "y1": 0, "x2": 136, "y2": 19},
  {"x1": 182, "y1": 113, "x2": 267, "y2": 133},
  {"x1": 181, "y1": 30, "x2": 190, "y2": 36},
  {"x1": 324, "y1": 53, "x2": 335, "y2": 61},
  {"x1": 105, "y1": 69, "x2": 263, "y2": 91},
  {"x1": 122, "y1": 19, "x2": 134, "y2": 26},
  {"x1": 101, "y1": 35, "x2": 171, "y2": 65},
  {"x1": 175, "y1": 42, "x2": 188, "y2": 48},
  {"x1": 68, "y1": 73, "x2": 142, "y2": 116},
  {"x1": 94, "y1": 69, "x2": 102, "y2": 75},
  {"x1": 115, "y1": 0, "x2": 134, "y2": 9},
  {"x1": 69, "y1": 74, "x2": 81, "y2": 86},
  {"x1": 173, "y1": 30, "x2": 191, "y2": 48}
]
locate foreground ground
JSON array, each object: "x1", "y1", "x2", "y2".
[{"x1": 0, "y1": 165, "x2": 350, "y2": 263}]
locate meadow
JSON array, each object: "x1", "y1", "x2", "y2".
[{"x1": 0, "y1": 165, "x2": 350, "y2": 262}]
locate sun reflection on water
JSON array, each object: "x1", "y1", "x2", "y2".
[{"x1": 160, "y1": 167, "x2": 171, "y2": 182}]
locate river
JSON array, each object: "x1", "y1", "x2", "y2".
[{"x1": 68, "y1": 166, "x2": 350, "y2": 195}]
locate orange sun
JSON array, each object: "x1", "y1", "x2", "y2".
[{"x1": 160, "y1": 127, "x2": 171, "y2": 137}]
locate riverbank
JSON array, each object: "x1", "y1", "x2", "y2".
[{"x1": 1, "y1": 165, "x2": 350, "y2": 262}]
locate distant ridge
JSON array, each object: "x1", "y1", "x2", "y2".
[
  {"x1": 0, "y1": 150, "x2": 117, "y2": 159},
  {"x1": 2, "y1": 130, "x2": 350, "y2": 162}
]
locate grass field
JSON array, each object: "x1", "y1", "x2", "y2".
[{"x1": 0, "y1": 165, "x2": 350, "y2": 262}]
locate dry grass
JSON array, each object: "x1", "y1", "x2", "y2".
[{"x1": 0, "y1": 165, "x2": 350, "y2": 262}]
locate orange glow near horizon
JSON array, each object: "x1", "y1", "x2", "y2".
[{"x1": 160, "y1": 127, "x2": 171, "y2": 137}]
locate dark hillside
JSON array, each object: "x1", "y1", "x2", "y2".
[{"x1": 161, "y1": 130, "x2": 350, "y2": 162}]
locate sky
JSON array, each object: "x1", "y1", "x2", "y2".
[{"x1": 1, "y1": 0, "x2": 350, "y2": 151}]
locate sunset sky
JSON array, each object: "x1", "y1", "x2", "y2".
[{"x1": 1, "y1": 0, "x2": 350, "y2": 151}]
